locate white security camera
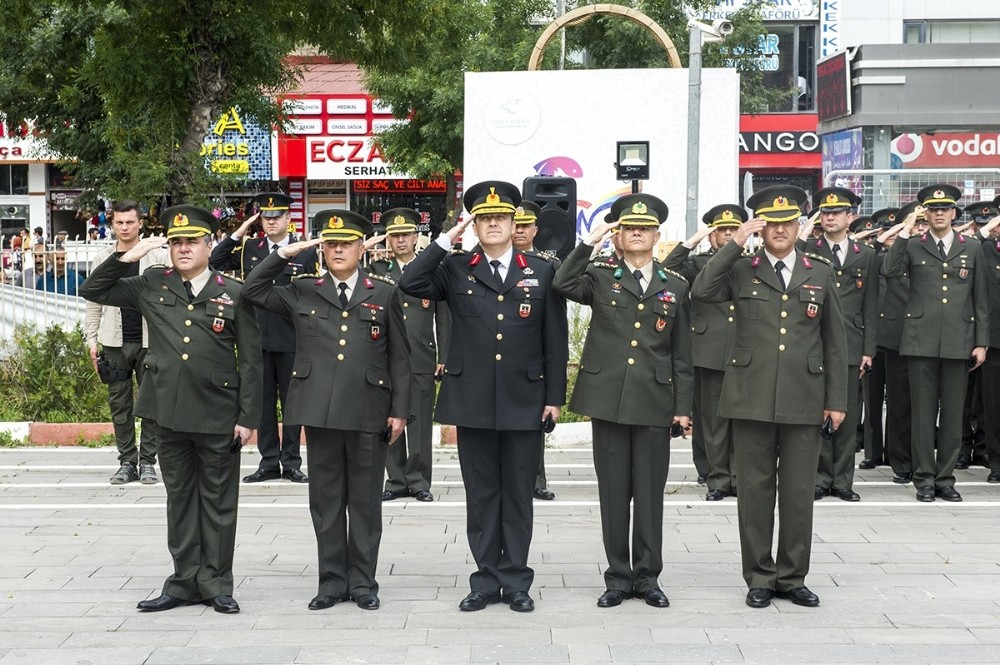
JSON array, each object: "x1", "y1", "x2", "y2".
[{"x1": 712, "y1": 19, "x2": 734, "y2": 36}]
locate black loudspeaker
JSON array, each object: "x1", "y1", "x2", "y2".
[{"x1": 521, "y1": 177, "x2": 576, "y2": 260}]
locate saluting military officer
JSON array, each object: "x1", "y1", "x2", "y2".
[
  {"x1": 80, "y1": 205, "x2": 262, "y2": 614},
  {"x1": 691, "y1": 185, "x2": 848, "y2": 609},
  {"x1": 210, "y1": 192, "x2": 319, "y2": 484},
  {"x1": 512, "y1": 200, "x2": 558, "y2": 501},
  {"x1": 554, "y1": 194, "x2": 692, "y2": 609},
  {"x1": 242, "y1": 210, "x2": 410, "y2": 612},
  {"x1": 663, "y1": 204, "x2": 746, "y2": 500},
  {"x1": 803, "y1": 187, "x2": 877, "y2": 502},
  {"x1": 370, "y1": 208, "x2": 450, "y2": 503},
  {"x1": 399, "y1": 181, "x2": 568, "y2": 613},
  {"x1": 885, "y1": 185, "x2": 990, "y2": 502}
]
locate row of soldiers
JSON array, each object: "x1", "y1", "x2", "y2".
[{"x1": 77, "y1": 178, "x2": 995, "y2": 616}]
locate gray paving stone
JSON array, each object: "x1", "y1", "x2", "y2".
[
  {"x1": 470, "y1": 644, "x2": 568, "y2": 663},
  {"x1": 0, "y1": 633, "x2": 71, "y2": 649},
  {"x1": 610, "y1": 644, "x2": 742, "y2": 662},
  {"x1": 404, "y1": 645, "x2": 472, "y2": 664},
  {"x1": 145, "y1": 645, "x2": 300, "y2": 664},
  {"x1": 295, "y1": 645, "x2": 408, "y2": 663},
  {"x1": 0, "y1": 647, "x2": 152, "y2": 664}
]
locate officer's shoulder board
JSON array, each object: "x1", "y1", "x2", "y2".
[
  {"x1": 368, "y1": 272, "x2": 395, "y2": 285},
  {"x1": 804, "y1": 252, "x2": 833, "y2": 267},
  {"x1": 592, "y1": 260, "x2": 616, "y2": 270},
  {"x1": 448, "y1": 248, "x2": 468, "y2": 256},
  {"x1": 292, "y1": 273, "x2": 321, "y2": 281},
  {"x1": 219, "y1": 272, "x2": 244, "y2": 284},
  {"x1": 658, "y1": 266, "x2": 688, "y2": 283}
]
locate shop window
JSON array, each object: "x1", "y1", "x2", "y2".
[
  {"x1": 0, "y1": 164, "x2": 29, "y2": 196},
  {"x1": 759, "y1": 23, "x2": 816, "y2": 113},
  {"x1": 903, "y1": 20, "x2": 1000, "y2": 44}
]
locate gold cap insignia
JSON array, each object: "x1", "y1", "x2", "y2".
[
  {"x1": 632, "y1": 201, "x2": 647, "y2": 215},
  {"x1": 773, "y1": 196, "x2": 787, "y2": 207},
  {"x1": 173, "y1": 213, "x2": 189, "y2": 227},
  {"x1": 393, "y1": 215, "x2": 406, "y2": 226},
  {"x1": 327, "y1": 216, "x2": 344, "y2": 229},
  {"x1": 888, "y1": 213, "x2": 896, "y2": 221},
  {"x1": 984, "y1": 207, "x2": 991, "y2": 215},
  {"x1": 267, "y1": 197, "x2": 274, "y2": 207},
  {"x1": 515, "y1": 206, "x2": 525, "y2": 216},
  {"x1": 934, "y1": 190, "x2": 945, "y2": 198},
  {"x1": 485, "y1": 187, "x2": 500, "y2": 205},
  {"x1": 826, "y1": 193, "x2": 839, "y2": 204},
  {"x1": 720, "y1": 210, "x2": 734, "y2": 220},
  {"x1": 865, "y1": 221, "x2": 873, "y2": 229}
]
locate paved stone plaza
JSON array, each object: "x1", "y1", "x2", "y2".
[{"x1": 2, "y1": 434, "x2": 999, "y2": 664}]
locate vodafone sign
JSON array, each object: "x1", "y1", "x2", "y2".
[
  {"x1": 892, "y1": 132, "x2": 1000, "y2": 169},
  {"x1": 307, "y1": 137, "x2": 396, "y2": 179}
]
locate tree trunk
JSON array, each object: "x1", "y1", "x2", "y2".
[{"x1": 166, "y1": 61, "x2": 226, "y2": 201}]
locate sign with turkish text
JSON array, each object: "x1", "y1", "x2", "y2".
[
  {"x1": 816, "y1": 51, "x2": 851, "y2": 122},
  {"x1": 687, "y1": 0, "x2": 818, "y2": 21},
  {"x1": 201, "y1": 107, "x2": 271, "y2": 179}
]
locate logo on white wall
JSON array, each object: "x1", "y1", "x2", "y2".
[
  {"x1": 891, "y1": 133, "x2": 924, "y2": 163},
  {"x1": 483, "y1": 90, "x2": 540, "y2": 145}
]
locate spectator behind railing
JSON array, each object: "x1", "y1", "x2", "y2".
[{"x1": 37, "y1": 249, "x2": 83, "y2": 296}]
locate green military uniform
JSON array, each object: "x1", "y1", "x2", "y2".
[
  {"x1": 885, "y1": 185, "x2": 990, "y2": 499},
  {"x1": 691, "y1": 186, "x2": 848, "y2": 595},
  {"x1": 803, "y1": 188, "x2": 877, "y2": 500},
  {"x1": 975, "y1": 201, "x2": 1000, "y2": 483},
  {"x1": 662, "y1": 204, "x2": 745, "y2": 498},
  {"x1": 554, "y1": 194, "x2": 692, "y2": 599},
  {"x1": 370, "y1": 209, "x2": 450, "y2": 499},
  {"x1": 79, "y1": 205, "x2": 262, "y2": 604}
]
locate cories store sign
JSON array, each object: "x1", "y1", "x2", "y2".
[{"x1": 201, "y1": 107, "x2": 272, "y2": 179}]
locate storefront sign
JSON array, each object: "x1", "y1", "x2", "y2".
[
  {"x1": 892, "y1": 131, "x2": 1000, "y2": 169},
  {"x1": 307, "y1": 137, "x2": 394, "y2": 179},
  {"x1": 201, "y1": 107, "x2": 271, "y2": 179},
  {"x1": 352, "y1": 179, "x2": 447, "y2": 194},
  {"x1": 821, "y1": 127, "x2": 863, "y2": 191},
  {"x1": 739, "y1": 114, "x2": 822, "y2": 171},
  {"x1": 816, "y1": 51, "x2": 851, "y2": 122},
  {"x1": 740, "y1": 131, "x2": 819, "y2": 153},
  {"x1": 820, "y1": 0, "x2": 841, "y2": 58},
  {"x1": 688, "y1": 0, "x2": 818, "y2": 21}
]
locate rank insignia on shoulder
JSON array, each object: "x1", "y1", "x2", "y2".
[
  {"x1": 750, "y1": 256, "x2": 762, "y2": 268},
  {"x1": 292, "y1": 273, "x2": 320, "y2": 280},
  {"x1": 657, "y1": 268, "x2": 668, "y2": 281},
  {"x1": 660, "y1": 268, "x2": 686, "y2": 282},
  {"x1": 515, "y1": 254, "x2": 528, "y2": 269},
  {"x1": 215, "y1": 274, "x2": 226, "y2": 285},
  {"x1": 364, "y1": 277, "x2": 375, "y2": 289},
  {"x1": 164, "y1": 268, "x2": 175, "y2": 276},
  {"x1": 804, "y1": 253, "x2": 831, "y2": 267},
  {"x1": 368, "y1": 273, "x2": 395, "y2": 285}
]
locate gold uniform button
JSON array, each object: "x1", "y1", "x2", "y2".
[
  {"x1": 342, "y1": 311, "x2": 349, "y2": 318},
  {"x1": 339, "y1": 339, "x2": 347, "y2": 347},
  {"x1": 729, "y1": 304, "x2": 735, "y2": 311},
  {"x1": 611, "y1": 300, "x2": 617, "y2": 306},
  {"x1": 403, "y1": 315, "x2": 407, "y2": 321},
  {"x1": 942, "y1": 298, "x2": 948, "y2": 303},
  {"x1": 781, "y1": 294, "x2": 789, "y2": 301},
  {"x1": 187, "y1": 304, "x2": 194, "y2": 311},
  {"x1": 496, "y1": 333, "x2": 503, "y2": 341},
  {"x1": 497, "y1": 295, "x2": 504, "y2": 302},
  {"x1": 942, "y1": 262, "x2": 948, "y2": 267},
  {"x1": 467, "y1": 289, "x2": 473, "y2": 294},
  {"x1": 634, "y1": 322, "x2": 641, "y2": 329},
  {"x1": 184, "y1": 320, "x2": 192, "y2": 326},
  {"x1": 497, "y1": 314, "x2": 504, "y2": 321},
  {"x1": 183, "y1": 336, "x2": 190, "y2": 343},
  {"x1": 780, "y1": 328, "x2": 787, "y2": 335},
  {"x1": 378, "y1": 380, "x2": 384, "y2": 385},
  {"x1": 942, "y1": 286, "x2": 948, "y2": 291},
  {"x1": 630, "y1": 340, "x2": 638, "y2": 347},
  {"x1": 728, "y1": 317, "x2": 734, "y2": 322},
  {"x1": 310, "y1": 309, "x2": 316, "y2": 315},
  {"x1": 159, "y1": 297, "x2": 164, "y2": 302},
  {"x1": 637, "y1": 303, "x2": 645, "y2": 311},
  {"x1": 292, "y1": 371, "x2": 297, "y2": 376},
  {"x1": 403, "y1": 302, "x2": 409, "y2": 308},
  {"x1": 495, "y1": 354, "x2": 502, "y2": 361},
  {"x1": 835, "y1": 283, "x2": 841, "y2": 288},
  {"x1": 627, "y1": 358, "x2": 635, "y2": 365},
  {"x1": 181, "y1": 353, "x2": 189, "y2": 360},
  {"x1": 943, "y1": 274, "x2": 948, "y2": 279},
  {"x1": 218, "y1": 306, "x2": 224, "y2": 312},
  {"x1": 778, "y1": 344, "x2": 785, "y2": 352},
  {"x1": 781, "y1": 311, "x2": 788, "y2": 318},
  {"x1": 341, "y1": 325, "x2": 348, "y2": 332},
  {"x1": 752, "y1": 290, "x2": 758, "y2": 296},
  {"x1": 337, "y1": 353, "x2": 345, "y2": 361},
  {"x1": 837, "y1": 270, "x2": 843, "y2": 276}
]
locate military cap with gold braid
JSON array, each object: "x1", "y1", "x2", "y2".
[
  {"x1": 611, "y1": 193, "x2": 668, "y2": 227},
  {"x1": 382, "y1": 207, "x2": 420, "y2": 235},
  {"x1": 848, "y1": 216, "x2": 874, "y2": 234},
  {"x1": 161, "y1": 204, "x2": 219, "y2": 239},
  {"x1": 702, "y1": 203, "x2": 748, "y2": 228},
  {"x1": 314, "y1": 209, "x2": 373, "y2": 241},
  {"x1": 814, "y1": 186, "x2": 862, "y2": 212},
  {"x1": 917, "y1": 184, "x2": 961, "y2": 208},
  {"x1": 514, "y1": 201, "x2": 541, "y2": 225},
  {"x1": 897, "y1": 200, "x2": 925, "y2": 223},
  {"x1": 464, "y1": 180, "x2": 521, "y2": 216},
  {"x1": 253, "y1": 192, "x2": 294, "y2": 218},
  {"x1": 871, "y1": 207, "x2": 900, "y2": 230},
  {"x1": 746, "y1": 185, "x2": 806, "y2": 223},
  {"x1": 963, "y1": 200, "x2": 1000, "y2": 223}
]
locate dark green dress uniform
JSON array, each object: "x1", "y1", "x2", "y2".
[
  {"x1": 209, "y1": 193, "x2": 318, "y2": 480},
  {"x1": 662, "y1": 204, "x2": 746, "y2": 497},
  {"x1": 692, "y1": 186, "x2": 848, "y2": 593},
  {"x1": 804, "y1": 187, "x2": 877, "y2": 499},
  {"x1": 977, "y1": 214, "x2": 1000, "y2": 483},
  {"x1": 370, "y1": 208, "x2": 450, "y2": 499},
  {"x1": 243, "y1": 210, "x2": 410, "y2": 602},
  {"x1": 554, "y1": 194, "x2": 693, "y2": 598},
  {"x1": 79, "y1": 205, "x2": 262, "y2": 603},
  {"x1": 399, "y1": 181, "x2": 568, "y2": 599},
  {"x1": 885, "y1": 186, "x2": 990, "y2": 498}
]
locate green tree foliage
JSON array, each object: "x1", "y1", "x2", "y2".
[{"x1": 0, "y1": 0, "x2": 421, "y2": 205}]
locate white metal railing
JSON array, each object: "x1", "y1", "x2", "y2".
[
  {"x1": 824, "y1": 168, "x2": 1000, "y2": 215},
  {"x1": 0, "y1": 283, "x2": 87, "y2": 339}
]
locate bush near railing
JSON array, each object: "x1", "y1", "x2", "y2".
[{"x1": 0, "y1": 322, "x2": 111, "y2": 423}]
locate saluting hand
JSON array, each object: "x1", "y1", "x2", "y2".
[
  {"x1": 978, "y1": 214, "x2": 1000, "y2": 238},
  {"x1": 734, "y1": 219, "x2": 767, "y2": 246},
  {"x1": 446, "y1": 214, "x2": 475, "y2": 244},
  {"x1": 901, "y1": 206, "x2": 925, "y2": 234},
  {"x1": 683, "y1": 225, "x2": 713, "y2": 249},
  {"x1": 282, "y1": 237, "x2": 323, "y2": 258},
  {"x1": 364, "y1": 233, "x2": 387, "y2": 251},
  {"x1": 119, "y1": 236, "x2": 167, "y2": 263},
  {"x1": 876, "y1": 221, "x2": 906, "y2": 245},
  {"x1": 586, "y1": 220, "x2": 619, "y2": 246},
  {"x1": 231, "y1": 212, "x2": 261, "y2": 240}
]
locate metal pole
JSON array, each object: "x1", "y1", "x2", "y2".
[
  {"x1": 557, "y1": 0, "x2": 566, "y2": 71},
  {"x1": 685, "y1": 28, "x2": 702, "y2": 238},
  {"x1": 631, "y1": 180, "x2": 639, "y2": 194}
]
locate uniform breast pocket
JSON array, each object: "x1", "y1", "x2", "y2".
[
  {"x1": 144, "y1": 292, "x2": 178, "y2": 325},
  {"x1": 296, "y1": 304, "x2": 329, "y2": 336},
  {"x1": 737, "y1": 285, "x2": 769, "y2": 320},
  {"x1": 205, "y1": 301, "x2": 235, "y2": 320},
  {"x1": 454, "y1": 288, "x2": 485, "y2": 316},
  {"x1": 595, "y1": 293, "x2": 626, "y2": 328},
  {"x1": 799, "y1": 288, "x2": 825, "y2": 322}
]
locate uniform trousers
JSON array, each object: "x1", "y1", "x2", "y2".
[
  {"x1": 907, "y1": 356, "x2": 967, "y2": 489},
  {"x1": 863, "y1": 351, "x2": 886, "y2": 463},
  {"x1": 104, "y1": 343, "x2": 157, "y2": 466},
  {"x1": 456, "y1": 427, "x2": 541, "y2": 595},
  {"x1": 698, "y1": 368, "x2": 734, "y2": 494},
  {"x1": 882, "y1": 347, "x2": 912, "y2": 475},
  {"x1": 385, "y1": 372, "x2": 434, "y2": 493},
  {"x1": 732, "y1": 419, "x2": 820, "y2": 591},
  {"x1": 305, "y1": 426, "x2": 386, "y2": 598},
  {"x1": 690, "y1": 373, "x2": 710, "y2": 479},
  {"x1": 978, "y1": 349, "x2": 1000, "y2": 473},
  {"x1": 591, "y1": 419, "x2": 670, "y2": 593},
  {"x1": 817, "y1": 367, "x2": 860, "y2": 491},
  {"x1": 257, "y1": 350, "x2": 302, "y2": 473},
  {"x1": 157, "y1": 427, "x2": 240, "y2": 600}
]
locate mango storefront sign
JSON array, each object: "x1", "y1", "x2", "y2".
[{"x1": 201, "y1": 107, "x2": 271, "y2": 179}]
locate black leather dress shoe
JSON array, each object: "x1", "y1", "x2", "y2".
[
  {"x1": 243, "y1": 468, "x2": 280, "y2": 483},
  {"x1": 413, "y1": 489, "x2": 434, "y2": 502},
  {"x1": 774, "y1": 586, "x2": 820, "y2": 607},
  {"x1": 597, "y1": 589, "x2": 632, "y2": 607},
  {"x1": 637, "y1": 588, "x2": 670, "y2": 608},
  {"x1": 893, "y1": 472, "x2": 912, "y2": 484},
  {"x1": 971, "y1": 455, "x2": 990, "y2": 468},
  {"x1": 282, "y1": 468, "x2": 308, "y2": 483},
  {"x1": 987, "y1": 470, "x2": 1000, "y2": 483},
  {"x1": 835, "y1": 488, "x2": 861, "y2": 502},
  {"x1": 381, "y1": 490, "x2": 408, "y2": 501},
  {"x1": 459, "y1": 591, "x2": 501, "y2": 612},
  {"x1": 204, "y1": 595, "x2": 240, "y2": 614},
  {"x1": 137, "y1": 594, "x2": 200, "y2": 612},
  {"x1": 533, "y1": 487, "x2": 555, "y2": 500},
  {"x1": 814, "y1": 486, "x2": 828, "y2": 501},
  {"x1": 354, "y1": 594, "x2": 380, "y2": 610},
  {"x1": 745, "y1": 588, "x2": 773, "y2": 608},
  {"x1": 858, "y1": 458, "x2": 876, "y2": 470},
  {"x1": 705, "y1": 489, "x2": 729, "y2": 501},
  {"x1": 308, "y1": 594, "x2": 348, "y2": 610},
  {"x1": 502, "y1": 591, "x2": 535, "y2": 612},
  {"x1": 916, "y1": 485, "x2": 935, "y2": 502},
  {"x1": 696, "y1": 474, "x2": 707, "y2": 485},
  {"x1": 936, "y1": 486, "x2": 962, "y2": 502},
  {"x1": 954, "y1": 453, "x2": 971, "y2": 470}
]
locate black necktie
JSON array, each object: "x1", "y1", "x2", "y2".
[
  {"x1": 271, "y1": 243, "x2": 279, "y2": 253},
  {"x1": 938, "y1": 240, "x2": 947, "y2": 260},
  {"x1": 774, "y1": 261, "x2": 787, "y2": 292},
  {"x1": 832, "y1": 244, "x2": 842, "y2": 269},
  {"x1": 632, "y1": 268, "x2": 644, "y2": 293},
  {"x1": 183, "y1": 280, "x2": 194, "y2": 302},
  {"x1": 338, "y1": 282, "x2": 349, "y2": 309},
  {"x1": 490, "y1": 259, "x2": 503, "y2": 289}
]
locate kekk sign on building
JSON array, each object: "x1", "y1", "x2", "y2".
[{"x1": 202, "y1": 107, "x2": 271, "y2": 179}]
